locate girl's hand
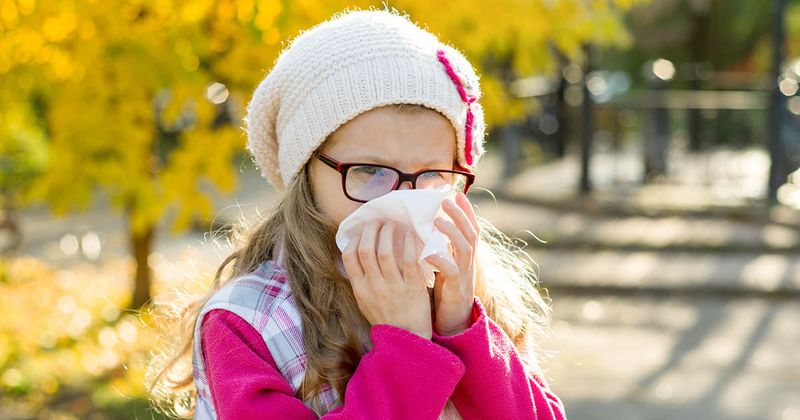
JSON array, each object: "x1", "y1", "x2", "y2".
[
  {"x1": 426, "y1": 192, "x2": 480, "y2": 336},
  {"x1": 342, "y1": 220, "x2": 433, "y2": 340}
]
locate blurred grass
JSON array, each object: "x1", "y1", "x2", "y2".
[{"x1": 0, "y1": 257, "x2": 176, "y2": 419}]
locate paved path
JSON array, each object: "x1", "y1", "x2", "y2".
[
  {"x1": 546, "y1": 296, "x2": 800, "y2": 420},
  {"x1": 474, "y1": 149, "x2": 800, "y2": 227},
  {"x1": 471, "y1": 195, "x2": 800, "y2": 298}
]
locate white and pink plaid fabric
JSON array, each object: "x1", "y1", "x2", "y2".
[{"x1": 191, "y1": 259, "x2": 461, "y2": 419}]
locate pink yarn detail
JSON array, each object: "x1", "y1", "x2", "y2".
[
  {"x1": 464, "y1": 101, "x2": 475, "y2": 165},
  {"x1": 437, "y1": 49, "x2": 476, "y2": 166}
]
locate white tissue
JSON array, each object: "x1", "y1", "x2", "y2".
[{"x1": 335, "y1": 187, "x2": 456, "y2": 288}]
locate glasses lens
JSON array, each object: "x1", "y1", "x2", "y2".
[
  {"x1": 346, "y1": 165, "x2": 399, "y2": 201},
  {"x1": 417, "y1": 171, "x2": 469, "y2": 191}
]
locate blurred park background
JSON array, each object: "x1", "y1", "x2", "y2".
[{"x1": 1, "y1": 0, "x2": 800, "y2": 419}]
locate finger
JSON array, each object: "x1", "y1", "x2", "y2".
[
  {"x1": 433, "y1": 271, "x2": 446, "y2": 306},
  {"x1": 342, "y1": 239, "x2": 370, "y2": 303},
  {"x1": 443, "y1": 198, "x2": 478, "y2": 245},
  {"x1": 341, "y1": 235, "x2": 364, "y2": 280},
  {"x1": 377, "y1": 222, "x2": 402, "y2": 282},
  {"x1": 425, "y1": 253, "x2": 460, "y2": 281},
  {"x1": 455, "y1": 192, "x2": 480, "y2": 233},
  {"x1": 402, "y1": 231, "x2": 422, "y2": 285},
  {"x1": 434, "y1": 216, "x2": 473, "y2": 266},
  {"x1": 358, "y1": 220, "x2": 382, "y2": 281}
]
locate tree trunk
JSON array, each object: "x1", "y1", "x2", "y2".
[
  {"x1": 579, "y1": 44, "x2": 594, "y2": 194},
  {"x1": 767, "y1": 0, "x2": 788, "y2": 204},
  {"x1": 129, "y1": 220, "x2": 155, "y2": 310},
  {"x1": 688, "y1": 7, "x2": 710, "y2": 152}
]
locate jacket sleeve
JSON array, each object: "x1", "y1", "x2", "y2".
[
  {"x1": 201, "y1": 309, "x2": 465, "y2": 419},
  {"x1": 430, "y1": 297, "x2": 567, "y2": 420}
]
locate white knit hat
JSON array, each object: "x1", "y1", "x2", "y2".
[{"x1": 245, "y1": 8, "x2": 486, "y2": 191}]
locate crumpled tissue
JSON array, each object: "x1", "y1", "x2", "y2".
[{"x1": 335, "y1": 187, "x2": 456, "y2": 288}]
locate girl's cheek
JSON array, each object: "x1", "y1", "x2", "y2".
[
  {"x1": 317, "y1": 194, "x2": 360, "y2": 226},
  {"x1": 332, "y1": 201, "x2": 364, "y2": 226}
]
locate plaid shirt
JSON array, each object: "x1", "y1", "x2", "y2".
[{"x1": 192, "y1": 259, "x2": 461, "y2": 419}]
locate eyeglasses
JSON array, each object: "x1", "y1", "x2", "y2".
[{"x1": 316, "y1": 153, "x2": 475, "y2": 203}]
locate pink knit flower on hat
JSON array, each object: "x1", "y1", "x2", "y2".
[{"x1": 436, "y1": 48, "x2": 479, "y2": 166}]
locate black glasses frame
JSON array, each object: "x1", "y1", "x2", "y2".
[{"x1": 315, "y1": 152, "x2": 475, "y2": 203}]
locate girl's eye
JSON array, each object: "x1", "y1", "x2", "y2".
[
  {"x1": 420, "y1": 171, "x2": 448, "y2": 181},
  {"x1": 352, "y1": 166, "x2": 382, "y2": 176},
  {"x1": 349, "y1": 166, "x2": 396, "y2": 181},
  {"x1": 417, "y1": 171, "x2": 454, "y2": 189}
]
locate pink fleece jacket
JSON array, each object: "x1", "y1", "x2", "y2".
[{"x1": 200, "y1": 296, "x2": 566, "y2": 419}]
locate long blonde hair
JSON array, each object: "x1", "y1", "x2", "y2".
[{"x1": 146, "y1": 104, "x2": 554, "y2": 417}]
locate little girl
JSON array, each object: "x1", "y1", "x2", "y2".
[{"x1": 149, "y1": 8, "x2": 565, "y2": 420}]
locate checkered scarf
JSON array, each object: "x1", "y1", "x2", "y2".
[{"x1": 191, "y1": 259, "x2": 461, "y2": 418}]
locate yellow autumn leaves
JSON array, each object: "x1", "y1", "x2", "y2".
[
  {"x1": 1, "y1": 0, "x2": 645, "y2": 239},
  {"x1": 0, "y1": 257, "x2": 152, "y2": 415}
]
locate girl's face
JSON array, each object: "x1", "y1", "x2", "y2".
[{"x1": 310, "y1": 105, "x2": 457, "y2": 226}]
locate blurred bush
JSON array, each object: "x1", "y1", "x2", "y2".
[{"x1": 0, "y1": 257, "x2": 168, "y2": 419}]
